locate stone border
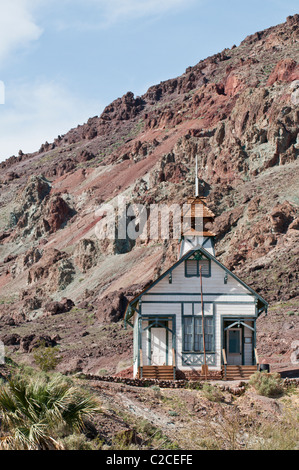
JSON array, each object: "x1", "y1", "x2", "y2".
[
  {"x1": 84, "y1": 373, "x2": 200, "y2": 388},
  {"x1": 83, "y1": 373, "x2": 299, "y2": 390}
]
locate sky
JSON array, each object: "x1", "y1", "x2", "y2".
[{"x1": 0, "y1": 0, "x2": 298, "y2": 161}]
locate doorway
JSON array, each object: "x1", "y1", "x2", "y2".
[
  {"x1": 226, "y1": 328, "x2": 242, "y2": 365},
  {"x1": 151, "y1": 328, "x2": 167, "y2": 366}
]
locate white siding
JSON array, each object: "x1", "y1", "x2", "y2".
[
  {"x1": 142, "y1": 303, "x2": 181, "y2": 317},
  {"x1": 133, "y1": 255, "x2": 258, "y2": 373},
  {"x1": 215, "y1": 303, "x2": 255, "y2": 316},
  {"x1": 148, "y1": 260, "x2": 251, "y2": 296},
  {"x1": 144, "y1": 294, "x2": 254, "y2": 303}
]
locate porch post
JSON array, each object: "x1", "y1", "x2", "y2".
[
  {"x1": 253, "y1": 318, "x2": 257, "y2": 368},
  {"x1": 138, "y1": 301, "x2": 143, "y2": 378},
  {"x1": 172, "y1": 316, "x2": 176, "y2": 380}
]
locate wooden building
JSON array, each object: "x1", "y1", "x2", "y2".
[{"x1": 124, "y1": 168, "x2": 268, "y2": 381}]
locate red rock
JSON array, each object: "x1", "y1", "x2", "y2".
[
  {"x1": 224, "y1": 74, "x2": 245, "y2": 97},
  {"x1": 267, "y1": 59, "x2": 299, "y2": 86},
  {"x1": 270, "y1": 201, "x2": 297, "y2": 233},
  {"x1": 45, "y1": 196, "x2": 73, "y2": 233}
]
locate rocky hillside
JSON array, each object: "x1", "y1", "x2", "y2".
[{"x1": 0, "y1": 15, "x2": 298, "y2": 375}]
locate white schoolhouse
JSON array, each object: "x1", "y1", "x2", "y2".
[{"x1": 124, "y1": 180, "x2": 268, "y2": 381}]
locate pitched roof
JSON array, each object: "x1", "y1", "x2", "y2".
[
  {"x1": 183, "y1": 197, "x2": 216, "y2": 219},
  {"x1": 124, "y1": 246, "x2": 268, "y2": 323}
]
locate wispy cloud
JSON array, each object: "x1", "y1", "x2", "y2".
[
  {"x1": 0, "y1": 79, "x2": 102, "y2": 159},
  {"x1": 97, "y1": 0, "x2": 196, "y2": 24},
  {"x1": 0, "y1": 0, "x2": 43, "y2": 66},
  {"x1": 54, "y1": 0, "x2": 196, "y2": 30}
]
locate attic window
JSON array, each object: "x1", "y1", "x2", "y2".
[{"x1": 185, "y1": 258, "x2": 211, "y2": 278}]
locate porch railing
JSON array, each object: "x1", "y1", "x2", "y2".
[{"x1": 222, "y1": 349, "x2": 227, "y2": 380}]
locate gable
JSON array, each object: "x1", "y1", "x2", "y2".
[{"x1": 125, "y1": 247, "x2": 268, "y2": 323}]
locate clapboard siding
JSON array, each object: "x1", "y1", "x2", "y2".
[
  {"x1": 148, "y1": 261, "x2": 250, "y2": 295},
  {"x1": 140, "y1": 299, "x2": 256, "y2": 370},
  {"x1": 215, "y1": 303, "x2": 255, "y2": 316},
  {"x1": 142, "y1": 303, "x2": 181, "y2": 316},
  {"x1": 143, "y1": 294, "x2": 254, "y2": 302}
]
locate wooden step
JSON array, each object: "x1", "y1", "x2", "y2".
[
  {"x1": 222, "y1": 365, "x2": 258, "y2": 380},
  {"x1": 139, "y1": 366, "x2": 175, "y2": 380}
]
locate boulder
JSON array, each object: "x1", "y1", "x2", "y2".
[
  {"x1": 44, "y1": 298, "x2": 75, "y2": 316},
  {"x1": 74, "y1": 239, "x2": 98, "y2": 272},
  {"x1": 21, "y1": 334, "x2": 58, "y2": 353},
  {"x1": 270, "y1": 201, "x2": 296, "y2": 233},
  {"x1": 1, "y1": 334, "x2": 21, "y2": 346}
]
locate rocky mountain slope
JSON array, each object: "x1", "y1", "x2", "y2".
[{"x1": 0, "y1": 15, "x2": 298, "y2": 375}]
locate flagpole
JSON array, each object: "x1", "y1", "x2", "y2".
[{"x1": 200, "y1": 265, "x2": 207, "y2": 380}]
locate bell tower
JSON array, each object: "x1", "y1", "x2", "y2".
[{"x1": 179, "y1": 156, "x2": 216, "y2": 258}]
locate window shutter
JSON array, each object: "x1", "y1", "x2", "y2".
[
  {"x1": 186, "y1": 258, "x2": 210, "y2": 277},
  {"x1": 186, "y1": 259, "x2": 198, "y2": 276},
  {"x1": 198, "y1": 259, "x2": 210, "y2": 276}
]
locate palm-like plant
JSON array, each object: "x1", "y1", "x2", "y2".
[{"x1": 0, "y1": 374, "x2": 101, "y2": 450}]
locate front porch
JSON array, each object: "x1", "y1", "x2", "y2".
[
  {"x1": 222, "y1": 318, "x2": 258, "y2": 366},
  {"x1": 222, "y1": 318, "x2": 259, "y2": 380},
  {"x1": 132, "y1": 314, "x2": 261, "y2": 381}
]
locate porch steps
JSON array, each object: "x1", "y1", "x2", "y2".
[
  {"x1": 139, "y1": 366, "x2": 175, "y2": 380},
  {"x1": 222, "y1": 365, "x2": 258, "y2": 381}
]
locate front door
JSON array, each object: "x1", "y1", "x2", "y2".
[
  {"x1": 227, "y1": 328, "x2": 242, "y2": 365},
  {"x1": 151, "y1": 328, "x2": 167, "y2": 365}
]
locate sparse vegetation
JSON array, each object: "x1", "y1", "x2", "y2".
[
  {"x1": 0, "y1": 361, "x2": 298, "y2": 450},
  {"x1": 0, "y1": 372, "x2": 101, "y2": 450},
  {"x1": 249, "y1": 371, "x2": 284, "y2": 397},
  {"x1": 33, "y1": 342, "x2": 61, "y2": 372},
  {"x1": 202, "y1": 383, "x2": 223, "y2": 402},
  {"x1": 62, "y1": 433, "x2": 96, "y2": 450}
]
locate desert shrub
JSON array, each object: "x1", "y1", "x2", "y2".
[
  {"x1": 256, "y1": 411, "x2": 299, "y2": 450},
  {"x1": 62, "y1": 433, "x2": 94, "y2": 450},
  {"x1": 151, "y1": 385, "x2": 161, "y2": 399},
  {"x1": 249, "y1": 371, "x2": 284, "y2": 397},
  {"x1": 33, "y1": 342, "x2": 61, "y2": 372},
  {"x1": 111, "y1": 430, "x2": 139, "y2": 450},
  {"x1": 186, "y1": 381, "x2": 202, "y2": 390},
  {"x1": 138, "y1": 420, "x2": 158, "y2": 437},
  {"x1": 202, "y1": 383, "x2": 223, "y2": 402}
]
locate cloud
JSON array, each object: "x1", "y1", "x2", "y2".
[
  {"x1": 98, "y1": 0, "x2": 195, "y2": 23},
  {"x1": 0, "y1": 79, "x2": 102, "y2": 160},
  {"x1": 0, "y1": 0, "x2": 43, "y2": 66},
  {"x1": 54, "y1": 0, "x2": 196, "y2": 30}
]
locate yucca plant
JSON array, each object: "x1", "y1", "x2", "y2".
[{"x1": 0, "y1": 374, "x2": 101, "y2": 450}]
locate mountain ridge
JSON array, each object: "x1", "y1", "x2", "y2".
[{"x1": 0, "y1": 14, "x2": 298, "y2": 376}]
